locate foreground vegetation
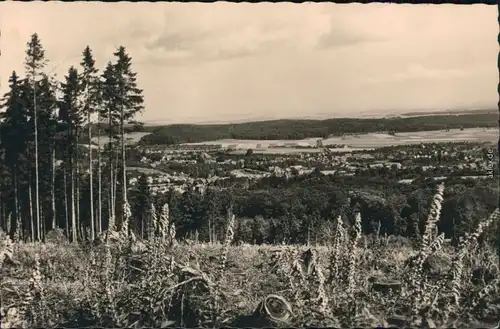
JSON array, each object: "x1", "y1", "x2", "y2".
[
  {"x1": 139, "y1": 111, "x2": 497, "y2": 145},
  {"x1": 1, "y1": 184, "x2": 499, "y2": 328}
]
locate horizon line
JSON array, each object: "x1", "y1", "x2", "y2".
[{"x1": 140, "y1": 107, "x2": 496, "y2": 126}]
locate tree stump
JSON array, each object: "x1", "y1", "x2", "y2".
[{"x1": 231, "y1": 294, "x2": 294, "y2": 328}]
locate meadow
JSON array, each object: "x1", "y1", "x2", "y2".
[
  {"x1": 181, "y1": 127, "x2": 497, "y2": 154},
  {"x1": 91, "y1": 132, "x2": 152, "y2": 147},
  {"x1": 1, "y1": 184, "x2": 499, "y2": 329}
]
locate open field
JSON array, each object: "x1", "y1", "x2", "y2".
[
  {"x1": 326, "y1": 128, "x2": 497, "y2": 148},
  {"x1": 181, "y1": 127, "x2": 497, "y2": 153},
  {"x1": 91, "y1": 132, "x2": 151, "y2": 146},
  {"x1": 127, "y1": 166, "x2": 166, "y2": 175},
  {"x1": 229, "y1": 147, "x2": 373, "y2": 155},
  {"x1": 1, "y1": 212, "x2": 499, "y2": 328}
]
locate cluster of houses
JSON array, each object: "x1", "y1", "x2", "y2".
[{"x1": 128, "y1": 141, "x2": 493, "y2": 194}]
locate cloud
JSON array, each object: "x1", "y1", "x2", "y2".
[
  {"x1": 146, "y1": 30, "x2": 209, "y2": 52},
  {"x1": 0, "y1": 3, "x2": 496, "y2": 123},
  {"x1": 139, "y1": 37, "x2": 259, "y2": 66},
  {"x1": 138, "y1": 4, "x2": 333, "y2": 66},
  {"x1": 143, "y1": 31, "x2": 269, "y2": 65},
  {"x1": 362, "y1": 64, "x2": 469, "y2": 83},
  {"x1": 316, "y1": 27, "x2": 386, "y2": 49}
]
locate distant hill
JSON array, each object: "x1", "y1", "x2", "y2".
[
  {"x1": 138, "y1": 111, "x2": 498, "y2": 146},
  {"x1": 84, "y1": 122, "x2": 146, "y2": 136},
  {"x1": 400, "y1": 108, "x2": 496, "y2": 117}
]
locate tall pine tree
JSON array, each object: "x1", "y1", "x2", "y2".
[
  {"x1": 0, "y1": 72, "x2": 29, "y2": 239},
  {"x1": 24, "y1": 33, "x2": 48, "y2": 242},
  {"x1": 59, "y1": 67, "x2": 83, "y2": 242},
  {"x1": 101, "y1": 61, "x2": 119, "y2": 231},
  {"x1": 35, "y1": 75, "x2": 58, "y2": 237},
  {"x1": 112, "y1": 46, "x2": 144, "y2": 232},
  {"x1": 79, "y1": 46, "x2": 101, "y2": 240},
  {"x1": 131, "y1": 173, "x2": 151, "y2": 239}
]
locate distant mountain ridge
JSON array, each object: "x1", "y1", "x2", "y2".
[
  {"x1": 137, "y1": 110, "x2": 498, "y2": 145},
  {"x1": 141, "y1": 108, "x2": 496, "y2": 126},
  {"x1": 400, "y1": 108, "x2": 495, "y2": 117}
]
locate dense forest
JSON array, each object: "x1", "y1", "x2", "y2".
[
  {"x1": 0, "y1": 33, "x2": 144, "y2": 242},
  {"x1": 139, "y1": 112, "x2": 497, "y2": 145},
  {"x1": 130, "y1": 170, "x2": 499, "y2": 246}
]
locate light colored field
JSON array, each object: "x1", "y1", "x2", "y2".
[
  {"x1": 182, "y1": 128, "x2": 496, "y2": 152},
  {"x1": 91, "y1": 132, "x2": 151, "y2": 146},
  {"x1": 323, "y1": 128, "x2": 496, "y2": 148},
  {"x1": 127, "y1": 166, "x2": 166, "y2": 175},
  {"x1": 183, "y1": 138, "x2": 320, "y2": 149},
  {"x1": 230, "y1": 147, "x2": 372, "y2": 155}
]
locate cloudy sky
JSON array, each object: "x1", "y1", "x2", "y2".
[{"x1": 0, "y1": 3, "x2": 497, "y2": 124}]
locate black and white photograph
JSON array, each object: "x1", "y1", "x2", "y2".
[{"x1": 0, "y1": 2, "x2": 499, "y2": 328}]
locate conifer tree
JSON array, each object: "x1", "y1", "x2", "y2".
[
  {"x1": 59, "y1": 66, "x2": 83, "y2": 242},
  {"x1": 112, "y1": 46, "x2": 144, "y2": 232},
  {"x1": 0, "y1": 72, "x2": 29, "y2": 239},
  {"x1": 79, "y1": 46, "x2": 101, "y2": 240},
  {"x1": 131, "y1": 173, "x2": 151, "y2": 238},
  {"x1": 101, "y1": 62, "x2": 119, "y2": 230},
  {"x1": 0, "y1": 35, "x2": 146, "y2": 240},
  {"x1": 35, "y1": 75, "x2": 58, "y2": 237},
  {"x1": 24, "y1": 33, "x2": 47, "y2": 242}
]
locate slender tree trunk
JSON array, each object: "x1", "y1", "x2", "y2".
[
  {"x1": 108, "y1": 107, "x2": 115, "y2": 230},
  {"x1": 97, "y1": 118, "x2": 102, "y2": 235},
  {"x1": 141, "y1": 213, "x2": 144, "y2": 239},
  {"x1": 28, "y1": 178, "x2": 34, "y2": 243},
  {"x1": 33, "y1": 78, "x2": 41, "y2": 242},
  {"x1": 70, "y1": 162, "x2": 76, "y2": 242},
  {"x1": 88, "y1": 113, "x2": 95, "y2": 240},
  {"x1": 69, "y1": 127, "x2": 77, "y2": 243},
  {"x1": 109, "y1": 146, "x2": 115, "y2": 230},
  {"x1": 208, "y1": 218, "x2": 212, "y2": 244},
  {"x1": 108, "y1": 177, "x2": 112, "y2": 230},
  {"x1": 41, "y1": 209, "x2": 45, "y2": 242},
  {"x1": 51, "y1": 147, "x2": 56, "y2": 230},
  {"x1": 75, "y1": 132, "x2": 81, "y2": 240},
  {"x1": 13, "y1": 170, "x2": 19, "y2": 238},
  {"x1": 1, "y1": 198, "x2": 4, "y2": 234},
  {"x1": 64, "y1": 167, "x2": 69, "y2": 239},
  {"x1": 120, "y1": 104, "x2": 127, "y2": 226},
  {"x1": 114, "y1": 145, "x2": 119, "y2": 227}
]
